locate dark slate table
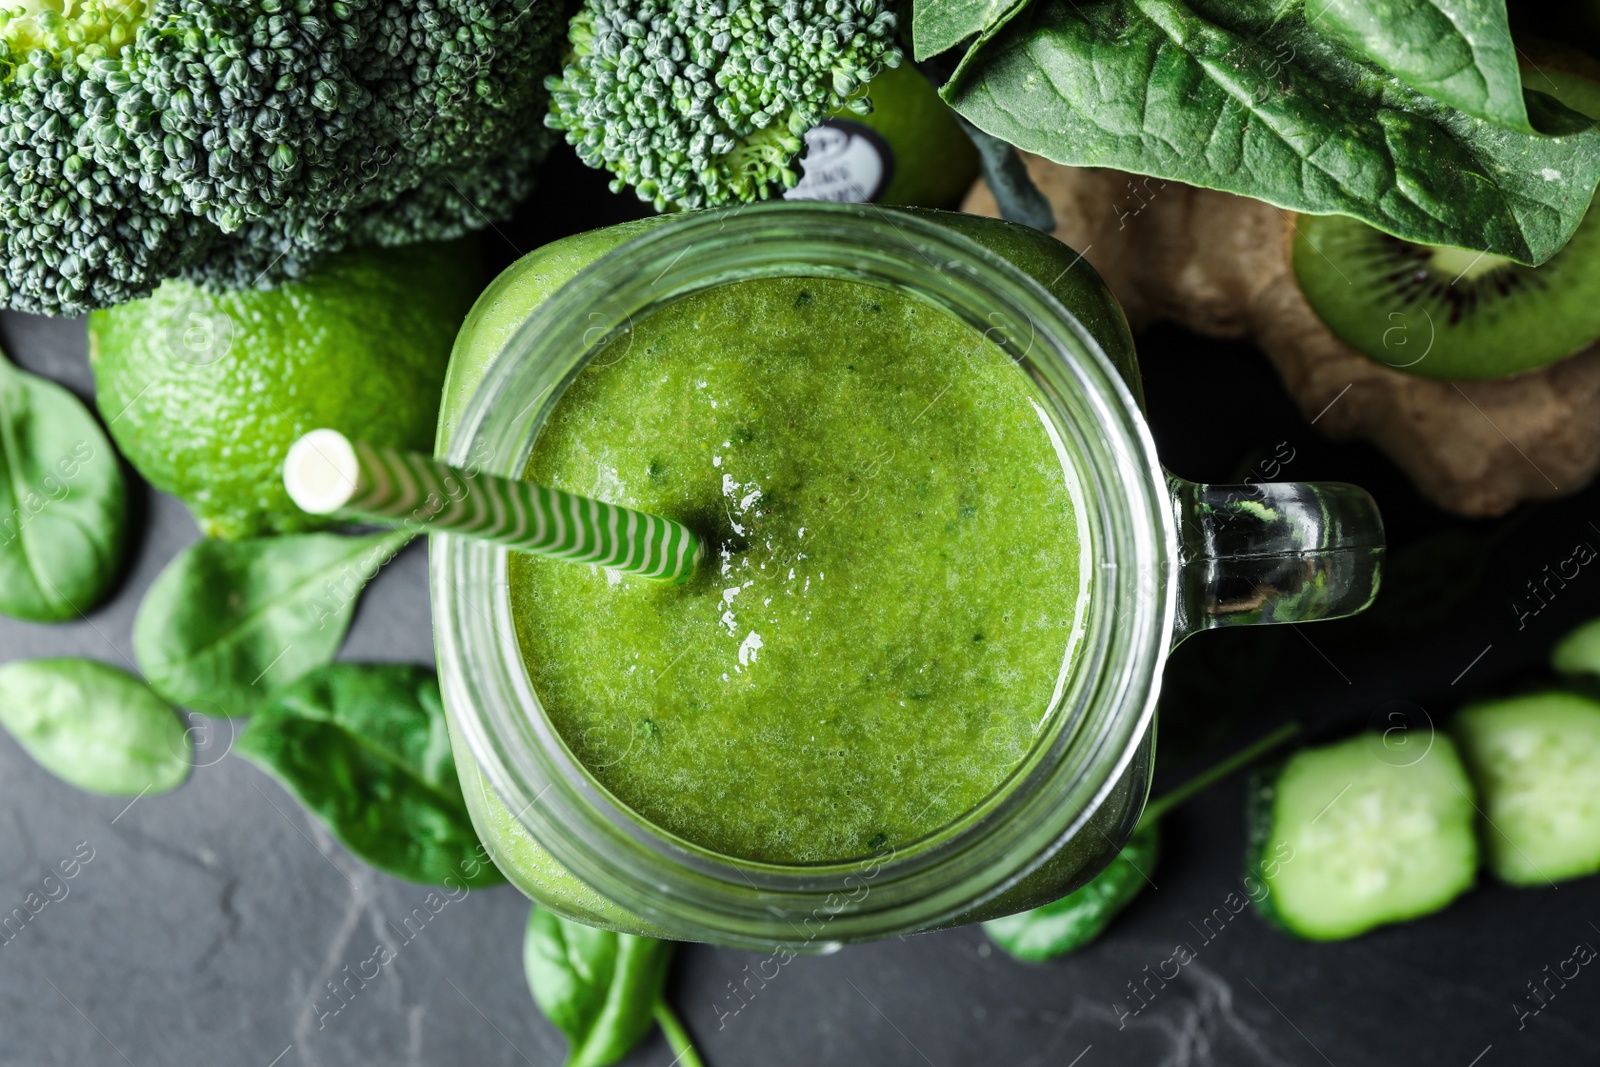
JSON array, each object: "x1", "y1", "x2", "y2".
[{"x1": 2, "y1": 151, "x2": 1597, "y2": 1067}]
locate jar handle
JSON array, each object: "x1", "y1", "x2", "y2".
[{"x1": 1168, "y1": 475, "x2": 1384, "y2": 644}]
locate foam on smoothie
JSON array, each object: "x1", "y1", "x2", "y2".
[{"x1": 509, "y1": 276, "x2": 1086, "y2": 864}]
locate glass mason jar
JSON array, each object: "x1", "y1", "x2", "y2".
[{"x1": 431, "y1": 203, "x2": 1384, "y2": 950}]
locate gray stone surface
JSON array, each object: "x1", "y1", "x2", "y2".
[{"x1": 2, "y1": 296, "x2": 1600, "y2": 1067}]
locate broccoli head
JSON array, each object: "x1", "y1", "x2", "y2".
[
  {"x1": 545, "y1": 0, "x2": 901, "y2": 211},
  {"x1": 0, "y1": 0, "x2": 569, "y2": 314}
]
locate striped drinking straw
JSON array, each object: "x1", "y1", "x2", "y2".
[{"x1": 282, "y1": 429, "x2": 703, "y2": 583}]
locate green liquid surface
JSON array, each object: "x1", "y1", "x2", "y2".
[{"x1": 509, "y1": 277, "x2": 1086, "y2": 864}]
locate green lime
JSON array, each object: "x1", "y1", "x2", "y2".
[
  {"x1": 784, "y1": 63, "x2": 980, "y2": 210},
  {"x1": 855, "y1": 63, "x2": 980, "y2": 210},
  {"x1": 90, "y1": 241, "x2": 483, "y2": 539}
]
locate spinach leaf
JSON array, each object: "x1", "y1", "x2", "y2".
[
  {"x1": 985, "y1": 724, "x2": 1300, "y2": 962},
  {"x1": 236, "y1": 662, "x2": 502, "y2": 887},
  {"x1": 0, "y1": 658, "x2": 189, "y2": 796},
  {"x1": 0, "y1": 351, "x2": 127, "y2": 622},
  {"x1": 912, "y1": 0, "x2": 1031, "y2": 60},
  {"x1": 134, "y1": 530, "x2": 410, "y2": 717},
  {"x1": 1305, "y1": 0, "x2": 1528, "y2": 130},
  {"x1": 524, "y1": 906, "x2": 702, "y2": 1067},
  {"x1": 984, "y1": 824, "x2": 1158, "y2": 961},
  {"x1": 940, "y1": 0, "x2": 1600, "y2": 264},
  {"x1": 956, "y1": 114, "x2": 1058, "y2": 230}
]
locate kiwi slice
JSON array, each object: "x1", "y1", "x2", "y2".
[
  {"x1": 1293, "y1": 69, "x2": 1600, "y2": 382},
  {"x1": 1292, "y1": 211, "x2": 1600, "y2": 380}
]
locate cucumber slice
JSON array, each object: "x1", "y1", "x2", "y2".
[
  {"x1": 1552, "y1": 618, "x2": 1600, "y2": 678},
  {"x1": 1452, "y1": 692, "x2": 1600, "y2": 886},
  {"x1": 1248, "y1": 733, "x2": 1477, "y2": 940}
]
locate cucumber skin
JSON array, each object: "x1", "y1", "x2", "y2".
[
  {"x1": 1246, "y1": 736, "x2": 1478, "y2": 941},
  {"x1": 1244, "y1": 761, "x2": 1296, "y2": 936},
  {"x1": 1452, "y1": 691, "x2": 1600, "y2": 886}
]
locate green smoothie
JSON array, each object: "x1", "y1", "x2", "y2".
[{"x1": 508, "y1": 276, "x2": 1087, "y2": 864}]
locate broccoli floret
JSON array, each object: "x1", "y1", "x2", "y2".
[
  {"x1": 0, "y1": 0, "x2": 569, "y2": 314},
  {"x1": 545, "y1": 0, "x2": 901, "y2": 211}
]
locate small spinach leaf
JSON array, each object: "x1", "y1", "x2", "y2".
[
  {"x1": 236, "y1": 662, "x2": 502, "y2": 886},
  {"x1": 943, "y1": 0, "x2": 1600, "y2": 264},
  {"x1": 955, "y1": 114, "x2": 1058, "y2": 230},
  {"x1": 0, "y1": 351, "x2": 127, "y2": 622},
  {"x1": 0, "y1": 658, "x2": 189, "y2": 796},
  {"x1": 1305, "y1": 0, "x2": 1528, "y2": 130},
  {"x1": 984, "y1": 824, "x2": 1158, "y2": 961},
  {"x1": 134, "y1": 530, "x2": 410, "y2": 717},
  {"x1": 985, "y1": 723, "x2": 1300, "y2": 961},
  {"x1": 523, "y1": 906, "x2": 690, "y2": 1067}
]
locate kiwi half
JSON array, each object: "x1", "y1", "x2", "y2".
[{"x1": 1293, "y1": 68, "x2": 1600, "y2": 382}]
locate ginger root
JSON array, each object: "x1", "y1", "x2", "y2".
[{"x1": 963, "y1": 157, "x2": 1600, "y2": 516}]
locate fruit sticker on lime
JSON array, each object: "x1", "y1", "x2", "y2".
[{"x1": 784, "y1": 120, "x2": 895, "y2": 203}]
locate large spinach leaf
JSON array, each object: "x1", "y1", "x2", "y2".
[
  {"x1": 938, "y1": 0, "x2": 1600, "y2": 264},
  {"x1": 0, "y1": 658, "x2": 190, "y2": 796},
  {"x1": 0, "y1": 351, "x2": 127, "y2": 622},
  {"x1": 524, "y1": 906, "x2": 702, "y2": 1067},
  {"x1": 912, "y1": 0, "x2": 1031, "y2": 60},
  {"x1": 236, "y1": 662, "x2": 502, "y2": 887},
  {"x1": 1306, "y1": 0, "x2": 1528, "y2": 130},
  {"x1": 133, "y1": 530, "x2": 410, "y2": 717}
]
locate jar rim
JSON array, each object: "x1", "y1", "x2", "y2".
[{"x1": 432, "y1": 202, "x2": 1176, "y2": 946}]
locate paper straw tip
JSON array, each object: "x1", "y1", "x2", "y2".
[{"x1": 284, "y1": 429, "x2": 361, "y2": 515}]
